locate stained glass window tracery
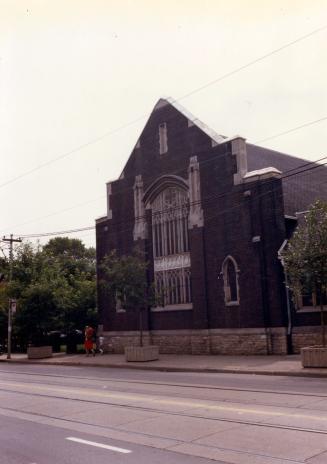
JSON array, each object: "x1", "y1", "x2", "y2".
[{"x1": 151, "y1": 187, "x2": 191, "y2": 307}]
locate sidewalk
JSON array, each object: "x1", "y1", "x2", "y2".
[{"x1": 1, "y1": 352, "x2": 327, "y2": 378}]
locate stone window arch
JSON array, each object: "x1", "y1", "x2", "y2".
[{"x1": 221, "y1": 256, "x2": 240, "y2": 306}]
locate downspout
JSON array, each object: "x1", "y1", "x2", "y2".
[
  {"x1": 247, "y1": 184, "x2": 271, "y2": 354},
  {"x1": 278, "y1": 239, "x2": 293, "y2": 354},
  {"x1": 257, "y1": 184, "x2": 272, "y2": 355}
]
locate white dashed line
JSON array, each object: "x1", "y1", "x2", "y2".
[{"x1": 66, "y1": 437, "x2": 132, "y2": 454}]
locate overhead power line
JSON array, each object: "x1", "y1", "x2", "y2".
[
  {"x1": 15, "y1": 156, "x2": 327, "y2": 239},
  {"x1": 2, "y1": 112, "x2": 327, "y2": 237},
  {"x1": 176, "y1": 25, "x2": 327, "y2": 103},
  {"x1": 4, "y1": 142, "x2": 326, "y2": 239},
  {"x1": 0, "y1": 24, "x2": 326, "y2": 190},
  {"x1": 255, "y1": 116, "x2": 327, "y2": 144},
  {"x1": 19, "y1": 226, "x2": 94, "y2": 239},
  {"x1": 0, "y1": 195, "x2": 106, "y2": 235}
]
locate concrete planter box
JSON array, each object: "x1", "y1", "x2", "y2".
[
  {"x1": 27, "y1": 346, "x2": 53, "y2": 359},
  {"x1": 125, "y1": 345, "x2": 159, "y2": 362},
  {"x1": 301, "y1": 346, "x2": 327, "y2": 368}
]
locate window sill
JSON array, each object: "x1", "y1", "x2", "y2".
[
  {"x1": 225, "y1": 301, "x2": 240, "y2": 307},
  {"x1": 151, "y1": 303, "x2": 193, "y2": 312},
  {"x1": 297, "y1": 306, "x2": 327, "y2": 313}
]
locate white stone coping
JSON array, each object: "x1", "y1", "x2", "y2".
[
  {"x1": 221, "y1": 134, "x2": 246, "y2": 144},
  {"x1": 243, "y1": 167, "x2": 282, "y2": 183},
  {"x1": 154, "y1": 97, "x2": 227, "y2": 146},
  {"x1": 96, "y1": 216, "x2": 108, "y2": 224}
]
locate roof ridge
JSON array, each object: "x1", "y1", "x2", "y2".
[{"x1": 154, "y1": 97, "x2": 227, "y2": 145}]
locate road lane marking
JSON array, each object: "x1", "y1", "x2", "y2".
[
  {"x1": 1, "y1": 380, "x2": 327, "y2": 423},
  {"x1": 66, "y1": 436, "x2": 131, "y2": 453}
]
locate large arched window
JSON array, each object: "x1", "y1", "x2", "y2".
[
  {"x1": 151, "y1": 186, "x2": 192, "y2": 308},
  {"x1": 222, "y1": 256, "x2": 240, "y2": 306}
]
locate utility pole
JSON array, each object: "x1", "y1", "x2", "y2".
[{"x1": 2, "y1": 235, "x2": 22, "y2": 359}]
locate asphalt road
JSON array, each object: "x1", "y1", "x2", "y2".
[
  {"x1": 0, "y1": 415, "x2": 218, "y2": 464},
  {"x1": 1, "y1": 364, "x2": 327, "y2": 464}
]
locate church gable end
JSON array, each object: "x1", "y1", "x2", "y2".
[{"x1": 96, "y1": 97, "x2": 295, "y2": 356}]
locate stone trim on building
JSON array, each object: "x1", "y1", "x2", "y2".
[
  {"x1": 292, "y1": 326, "x2": 325, "y2": 354},
  {"x1": 133, "y1": 174, "x2": 147, "y2": 241},
  {"x1": 106, "y1": 182, "x2": 113, "y2": 219},
  {"x1": 188, "y1": 156, "x2": 204, "y2": 228},
  {"x1": 101, "y1": 327, "x2": 288, "y2": 355},
  {"x1": 232, "y1": 137, "x2": 248, "y2": 185}
]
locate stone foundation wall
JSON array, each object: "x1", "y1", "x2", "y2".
[
  {"x1": 210, "y1": 329, "x2": 268, "y2": 355},
  {"x1": 101, "y1": 331, "x2": 152, "y2": 354},
  {"x1": 152, "y1": 332, "x2": 192, "y2": 354},
  {"x1": 292, "y1": 326, "x2": 323, "y2": 353},
  {"x1": 270, "y1": 327, "x2": 289, "y2": 355},
  {"x1": 102, "y1": 327, "x2": 288, "y2": 355}
]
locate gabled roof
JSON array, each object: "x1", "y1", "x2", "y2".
[
  {"x1": 118, "y1": 97, "x2": 230, "y2": 179},
  {"x1": 154, "y1": 97, "x2": 227, "y2": 146},
  {"x1": 247, "y1": 144, "x2": 327, "y2": 215},
  {"x1": 117, "y1": 97, "x2": 327, "y2": 215}
]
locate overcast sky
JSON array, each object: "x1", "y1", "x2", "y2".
[{"x1": 1, "y1": 0, "x2": 326, "y2": 250}]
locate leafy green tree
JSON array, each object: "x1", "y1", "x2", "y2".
[
  {"x1": 283, "y1": 200, "x2": 327, "y2": 346},
  {"x1": 15, "y1": 283, "x2": 58, "y2": 346},
  {"x1": 0, "y1": 238, "x2": 97, "y2": 350},
  {"x1": 43, "y1": 237, "x2": 94, "y2": 260},
  {"x1": 100, "y1": 250, "x2": 153, "y2": 347},
  {"x1": 43, "y1": 237, "x2": 97, "y2": 333},
  {"x1": 0, "y1": 302, "x2": 7, "y2": 349},
  {"x1": 0, "y1": 257, "x2": 9, "y2": 346}
]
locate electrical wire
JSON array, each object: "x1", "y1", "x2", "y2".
[
  {"x1": 176, "y1": 25, "x2": 327, "y2": 103},
  {"x1": 19, "y1": 226, "x2": 94, "y2": 239},
  {"x1": 1, "y1": 24, "x2": 326, "y2": 190},
  {"x1": 255, "y1": 116, "x2": 327, "y2": 144},
  {"x1": 15, "y1": 157, "x2": 327, "y2": 239},
  {"x1": 0, "y1": 195, "x2": 106, "y2": 235},
  {"x1": 2, "y1": 117, "x2": 326, "y2": 237}
]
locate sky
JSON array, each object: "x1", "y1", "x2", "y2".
[{"x1": 1, "y1": 0, "x2": 327, "y2": 250}]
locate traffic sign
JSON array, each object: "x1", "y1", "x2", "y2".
[{"x1": 10, "y1": 299, "x2": 17, "y2": 314}]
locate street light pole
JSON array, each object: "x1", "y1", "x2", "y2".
[{"x1": 2, "y1": 234, "x2": 22, "y2": 359}]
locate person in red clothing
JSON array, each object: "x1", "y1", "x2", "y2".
[{"x1": 84, "y1": 326, "x2": 95, "y2": 356}]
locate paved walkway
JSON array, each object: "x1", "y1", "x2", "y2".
[{"x1": 1, "y1": 352, "x2": 327, "y2": 377}]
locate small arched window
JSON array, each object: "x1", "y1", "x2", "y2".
[{"x1": 221, "y1": 256, "x2": 240, "y2": 306}]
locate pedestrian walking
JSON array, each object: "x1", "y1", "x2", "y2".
[{"x1": 84, "y1": 326, "x2": 95, "y2": 356}]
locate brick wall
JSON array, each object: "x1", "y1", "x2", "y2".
[{"x1": 96, "y1": 101, "x2": 288, "y2": 353}]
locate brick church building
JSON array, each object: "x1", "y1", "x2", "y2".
[{"x1": 96, "y1": 98, "x2": 327, "y2": 355}]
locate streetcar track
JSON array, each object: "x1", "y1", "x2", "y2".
[
  {"x1": 1, "y1": 384, "x2": 327, "y2": 432},
  {"x1": 0, "y1": 368, "x2": 326, "y2": 399},
  {"x1": 0, "y1": 377, "x2": 324, "y2": 412},
  {"x1": 1, "y1": 368, "x2": 326, "y2": 464},
  {"x1": 0, "y1": 391, "x2": 327, "y2": 438},
  {"x1": 0, "y1": 406, "x2": 306, "y2": 464},
  {"x1": 1, "y1": 372, "x2": 327, "y2": 413}
]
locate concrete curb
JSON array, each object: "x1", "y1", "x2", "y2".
[{"x1": 1, "y1": 358, "x2": 327, "y2": 378}]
